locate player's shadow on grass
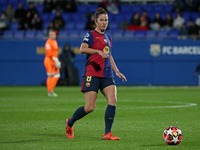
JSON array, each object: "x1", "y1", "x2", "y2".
[
  {"x1": 35, "y1": 133, "x2": 65, "y2": 138},
  {"x1": 0, "y1": 139, "x2": 42, "y2": 144},
  {"x1": 140, "y1": 144, "x2": 167, "y2": 147}
]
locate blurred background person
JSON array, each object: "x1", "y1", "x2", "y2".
[
  {"x1": 150, "y1": 12, "x2": 163, "y2": 31},
  {"x1": 0, "y1": 11, "x2": 10, "y2": 30},
  {"x1": 85, "y1": 13, "x2": 95, "y2": 30},
  {"x1": 129, "y1": 12, "x2": 140, "y2": 26},
  {"x1": 31, "y1": 13, "x2": 43, "y2": 30},
  {"x1": 194, "y1": 62, "x2": 200, "y2": 76},
  {"x1": 173, "y1": 11, "x2": 185, "y2": 30},
  {"x1": 59, "y1": 43, "x2": 79, "y2": 86},
  {"x1": 4, "y1": 4, "x2": 15, "y2": 22},
  {"x1": 52, "y1": 11, "x2": 65, "y2": 30},
  {"x1": 26, "y1": 2, "x2": 38, "y2": 20},
  {"x1": 162, "y1": 13, "x2": 173, "y2": 31},
  {"x1": 63, "y1": 0, "x2": 77, "y2": 13},
  {"x1": 107, "y1": 0, "x2": 120, "y2": 14},
  {"x1": 188, "y1": 20, "x2": 199, "y2": 39},
  {"x1": 14, "y1": 2, "x2": 26, "y2": 22},
  {"x1": 173, "y1": 0, "x2": 184, "y2": 12},
  {"x1": 178, "y1": 23, "x2": 188, "y2": 39},
  {"x1": 43, "y1": 0, "x2": 55, "y2": 13}
]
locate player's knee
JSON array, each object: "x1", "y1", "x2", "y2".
[
  {"x1": 85, "y1": 105, "x2": 95, "y2": 113},
  {"x1": 109, "y1": 97, "x2": 117, "y2": 106}
]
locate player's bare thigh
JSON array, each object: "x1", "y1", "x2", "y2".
[
  {"x1": 84, "y1": 91, "x2": 98, "y2": 113},
  {"x1": 102, "y1": 85, "x2": 117, "y2": 106}
]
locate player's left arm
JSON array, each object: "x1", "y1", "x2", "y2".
[{"x1": 110, "y1": 52, "x2": 127, "y2": 82}]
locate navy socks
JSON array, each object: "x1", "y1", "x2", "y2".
[
  {"x1": 68, "y1": 106, "x2": 87, "y2": 127},
  {"x1": 104, "y1": 105, "x2": 116, "y2": 134}
]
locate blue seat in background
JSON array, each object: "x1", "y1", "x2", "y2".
[
  {"x1": 131, "y1": 4, "x2": 142, "y2": 13},
  {"x1": 76, "y1": 23, "x2": 85, "y2": 30},
  {"x1": 70, "y1": 13, "x2": 81, "y2": 22},
  {"x1": 65, "y1": 22, "x2": 75, "y2": 30},
  {"x1": 35, "y1": 30, "x2": 44, "y2": 39},
  {"x1": 113, "y1": 14, "x2": 124, "y2": 22},
  {"x1": 168, "y1": 30, "x2": 179, "y2": 39},
  {"x1": 160, "y1": 12, "x2": 168, "y2": 20},
  {"x1": 10, "y1": 22, "x2": 18, "y2": 30},
  {"x1": 35, "y1": 4, "x2": 43, "y2": 13},
  {"x1": 146, "y1": 30, "x2": 157, "y2": 39},
  {"x1": 112, "y1": 30, "x2": 124, "y2": 39},
  {"x1": 164, "y1": 4, "x2": 173, "y2": 13},
  {"x1": 182, "y1": 12, "x2": 191, "y2": 22},
  {"x1": 124, "y1": 31, "x2": 134, "y2": 39},
  {"x1": 135, "y1": 30, "x2": 146, "y2": 39},
  {"x1": 49, "y1": 13, "x2": 56, "y2": 21},
  {"x1": 142, "y1": 4, "x2": 153, "y2": 13},
  {"x1": 124, "y1": 15, "x2": 132, "y2": 22},
  {"x1": 68, "y1": 30, "x2": 79, "y2": 39},
  {"x1": 153, "y1": 4, "x2": 164, "y2": 13},
  {"x1": 157, "y1": 30, "x2": 168, "y2": 39},
  {"x1": 25, "y1": 30, "x2": 36, "y2": 39},
  {"x1": 58, "y1": 30, "x2": 68, "y2": 39},
  {"x1": 121, "y1": 4, "x2": 131, "y2": 13},
  {"x1": 191, "y1": 12, "x2": 199, "y2": 21},
  {"x1": 40, "y1": 13, "x2": 50, "y2": 22},
  {"x1": 43, "y1": 22, "x2": 50, "y2": 30},
  {"x1": 108, "y1": 22, "x2": 119, "y2": 30},
  {"x1": 77, "y1": 4, "x2": 88, "y2": 13},
  {"x1": 88, "y1": 4, "x2": 98, "y2": 13},
  {"x1": 3, "y1": 30, "x2": 14, "y2": 38},
  {"x1": 13, "y1": 30, "x2": 25, "y2": 39},
  {"x1": 62, "y1": 13, "x2": 71, "y2": 22}
]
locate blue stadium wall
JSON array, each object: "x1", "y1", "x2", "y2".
[{"x1": 0, "y1": 39, "x2": 199, "y2": 86}]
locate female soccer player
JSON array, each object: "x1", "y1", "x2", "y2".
[
  {"x1": 44, "y1": 31, "x2": 61, "y2": 97},
  {"x1": 66, "y1": 7, "x2": 127, "y2": 140}
]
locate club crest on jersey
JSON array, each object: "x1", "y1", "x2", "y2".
[
  {"x1": 104, "y1": 39, "x2": 107, "y2": 43},
  {"x1": 86, "y1": 82, "x2": 90, "y2": 87},
  {"x1": 103, "y1": 46, "x2": 110, "y2": 53}
]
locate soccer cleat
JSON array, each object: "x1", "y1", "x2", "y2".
[
  {"x1": 102, "y1": 132, "x2": 120, "y2": 140},
  {"x1": 66, "y1": 118, "x2": 74, "y2": 139},
  {"x1": 47, "y1": 91, "x2": 58, "y2": 97}
]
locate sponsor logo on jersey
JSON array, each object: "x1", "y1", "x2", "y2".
[{"x1": 103, "y1": 46, "x2": 110, "y2": 53}]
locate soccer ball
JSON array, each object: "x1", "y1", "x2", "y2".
[{"x1": 163, "y1": 126, "x2": 182, "y2": 145}]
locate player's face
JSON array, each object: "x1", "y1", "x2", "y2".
[
  {"x1": 95, "y1": 14, "x2": 108, "y2": 33},
  {"x1": 49, "y1": 31, "x2": 56, "y2": 40}
]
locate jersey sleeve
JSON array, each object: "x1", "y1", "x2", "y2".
[{"x1": 82, "y1": 32, "x2": 94, "y2": 48}]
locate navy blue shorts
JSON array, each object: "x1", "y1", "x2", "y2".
[{"x1": 81, "y1": 76, "x2": 115, "y2": 93}]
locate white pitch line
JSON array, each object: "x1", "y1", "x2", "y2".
[{"x1": 0, "y1": 101, "x2": 197, "y2": 112}]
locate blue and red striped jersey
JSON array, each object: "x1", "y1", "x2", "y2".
[{"x1": 82, "y1": 30, "x2": 114, "y2": 78}]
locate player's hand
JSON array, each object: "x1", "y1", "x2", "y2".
[
  {"x1": 116, "y1": 71, "x2": 127, "y2": 82},
  {"x1": 98, "y1": 51, "x2": 109, "y2": 59},
  {"x1": 52, "y1": 57, "x2": 61, "y2": 68}
]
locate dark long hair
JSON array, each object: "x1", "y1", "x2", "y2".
[{"x1": 94, "y1": 7, "x2": 108, "y2": 20}]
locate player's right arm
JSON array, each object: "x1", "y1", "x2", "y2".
[
  {"x1": 80, "y1": 32, "x2": 108, "y2": 59},
  {"x1": 80, "y1": 43, "x2": 108, "y2": 59}
]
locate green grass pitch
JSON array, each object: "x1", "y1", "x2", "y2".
[{"x1": 0, "y1": 86, "x2": 199, "y2": 150}]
